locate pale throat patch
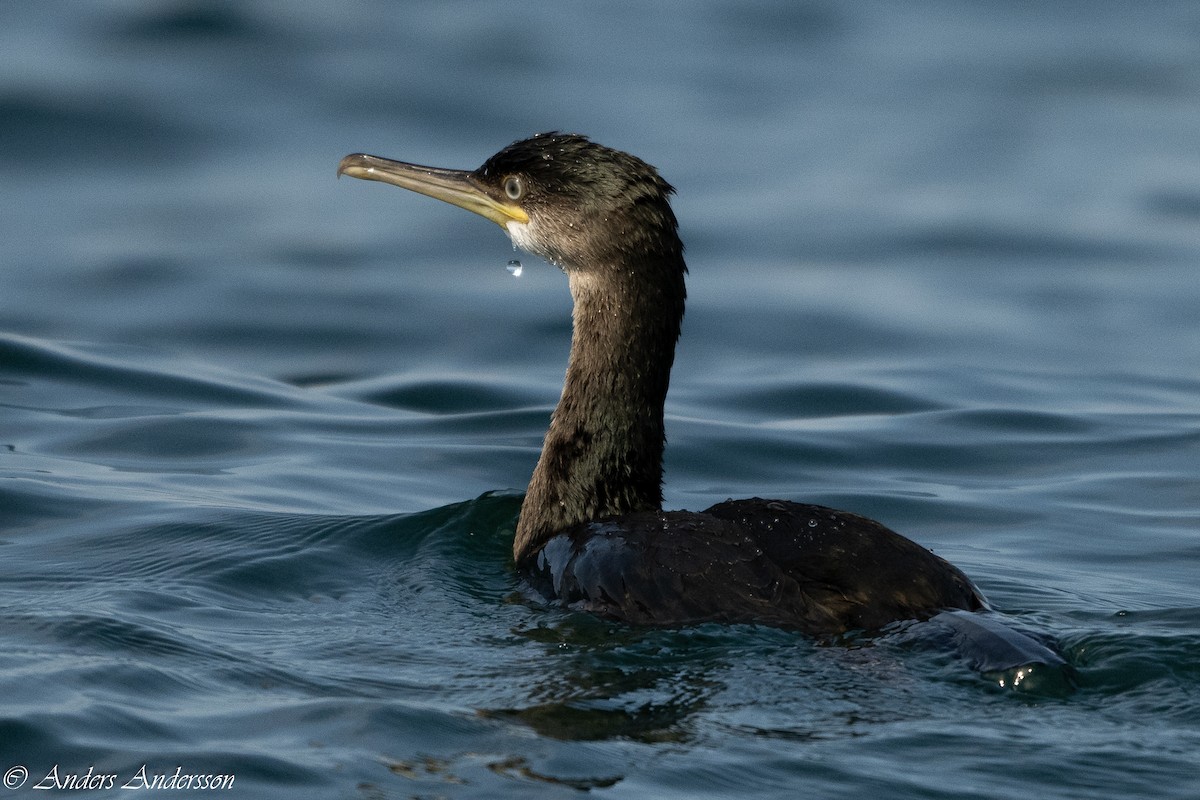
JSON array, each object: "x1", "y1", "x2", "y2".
[
  {"x1": 505, "y1": 219, "x2": 539, "y2": 254},
  {"x1": 505, "y1": 218, "x2": 568, "y2": 271}
]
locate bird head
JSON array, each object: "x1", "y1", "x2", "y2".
[{"x1": 338, "y1": 132, "x2": 681, "y2": 274}]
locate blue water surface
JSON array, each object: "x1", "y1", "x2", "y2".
[{"x1": 2, "y1": 2, "x2": 1199, "y2": 798}]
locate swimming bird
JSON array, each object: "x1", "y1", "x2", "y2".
[{"x1": 337, "y1": 133, "x2": 987, "y2": 635}]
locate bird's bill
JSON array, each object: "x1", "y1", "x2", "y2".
[{"x1": 337, "y1": 153, "x2": 528, "y2": 227}]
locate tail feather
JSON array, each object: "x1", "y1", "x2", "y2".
[{"x1": 932, "y1": 609, "x2": 1076, "y2": 692}]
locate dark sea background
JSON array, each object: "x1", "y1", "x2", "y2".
[{"x1": 2, "y1": 2, "x2": 1199, "y2": 797}]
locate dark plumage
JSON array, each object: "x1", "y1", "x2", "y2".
[
  {"x1": 338, "y1": 132, "x2": 987, "y2": 635},
  {"x1": 524, "y1": 500, "x2": 981, "y2": 632}
]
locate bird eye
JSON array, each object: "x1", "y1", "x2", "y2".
[{"x1": 504, "y1": 176, "x2": 524, "y2": 201}]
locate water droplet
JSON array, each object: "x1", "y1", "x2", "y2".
[{"x1": 506, "y1": 259, "x2": 523, "y2": 278}]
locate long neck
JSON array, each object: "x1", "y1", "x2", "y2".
[{"x1": 513, "y1": 256, "x2": 686, "y2": 563}]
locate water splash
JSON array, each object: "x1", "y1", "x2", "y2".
[{"x1": 506, "y1": 260, "x2": 523, "y2": 278}]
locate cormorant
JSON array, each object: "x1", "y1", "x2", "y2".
[{"x1": 337, "y1": 133, "x2": 992, "y2": 635}]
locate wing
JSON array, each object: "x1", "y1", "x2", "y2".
[
  {"x1": 704, "y1": 498, "x2": 984, "y2": 631},
  {"x1": 521, "y1": 501, "x2": 982, "y2": 634}
]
